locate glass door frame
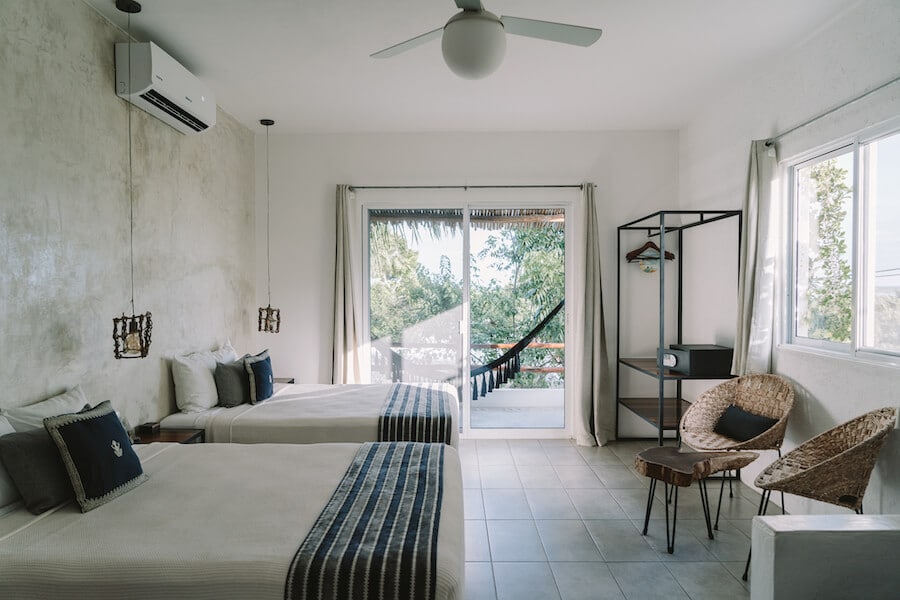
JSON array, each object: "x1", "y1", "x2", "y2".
[{"x1": 358, "y1": 190, "x2": 577, "y2": 440}]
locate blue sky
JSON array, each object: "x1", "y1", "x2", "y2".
[{"x1": 874, "y1": 133, "x2": 900, "y2": 286}]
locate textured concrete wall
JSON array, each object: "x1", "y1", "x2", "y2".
[{"x1": 0, "y1": 0, "x2": 255, "y2": 424}]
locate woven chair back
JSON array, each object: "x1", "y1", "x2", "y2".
[
  {"x1": 680, "y1": 374, "x2": 794, "y2": 451},
  {"x1": 755, "y1": 406, "x2": 897, "y2": 511},
  {"x1": 730, "y1": 374, "x2": 794, "y2": 420}
]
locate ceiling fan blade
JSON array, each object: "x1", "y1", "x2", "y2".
[
  {"x1": 370, "y1": 27, "x2": 443, "y2": 59},
  {"x1": 455, "y1": 0, "x2": 484, "y2": 10},
  {"x1": 501, "y1": 16, "x2": 602, "y2": 47}
]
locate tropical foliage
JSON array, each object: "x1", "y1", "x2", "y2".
[
  {"x1": 470, "y1": 224, "x2": 565, "y2": 388},
  {"x1": 369, "y1": 222, "x2": 461, "y2": 343},
  {"x1": 802, "y1": 159, "x2": 853, "y2": 342},
  {"x1": 368, "y1": 220, "x2": 565, "y2": 389}
]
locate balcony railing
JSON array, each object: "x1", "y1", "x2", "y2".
[
  {"x1": 370, "y1": 300, "x2": 565, "y2": 400},
  {"x1": 469, "y1": 300, "x2": 564, "y2": 400}
]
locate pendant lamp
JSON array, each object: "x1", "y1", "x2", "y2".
[
  {"x1": 258, "y1": 119, "x2": 280, "y2": 333},
  {"x1": 113, "y1": 0, "x2": 152, "y2": 359}
]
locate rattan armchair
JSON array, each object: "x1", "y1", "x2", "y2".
[
  {"x1": 679, "y1": 374, "x2": 795, "y2": 527},
  {"x1": 753, "y1": 406, "x2": 896, "y2": 513},
  {"x1": 743, "y1": 406, "x2": 897, "y2": 580},
  {"x1": 680, "y1": 374, "x2": 795, "y2": 453}
]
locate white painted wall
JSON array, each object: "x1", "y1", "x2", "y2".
[
  {"x1": 678, "y1": 0, "x2": 900, "y2": 513},
  {"x1": 255, "y1": 131, "x2": 679, "y2": 437},
  {"x1": 0, "y1": 0, "x2": 256, "y2": 424},
  {"x1": 751, "y1": 514, "x2": 900, "y2": 599}
]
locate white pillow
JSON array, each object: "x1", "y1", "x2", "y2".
[
  {"x1": 0, "y1": 416, "x2": 21, "y2": 512},
  {"x1": 3, "y1": 386, "x2": 89, "y2": 432},
  {"x1": 212, "y1": 340, "x2": 237, "y2": 365},
  {"x1": 173, "y1": 341, "x2": 237, "y2": 413}
]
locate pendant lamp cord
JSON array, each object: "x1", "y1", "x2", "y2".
[
  {"x1": 127, "y1": 12, "x2": 136, "y2": 316},
  {"x1": 265, "y1": 124, "x2": 272, "y2": 307}
]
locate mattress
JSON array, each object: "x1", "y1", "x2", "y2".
[
  {"x1": 0, "y1": 442, "x2": 464, "y2": 600},
  {"x1": 160, "y1": 382, "x2": 460, "y2": 447}
]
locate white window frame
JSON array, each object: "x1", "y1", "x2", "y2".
[
  {"x1": 355, "y1": 188, "x2": 579, "y2": 439},
  {"x1": 786, "y1": 122, "x2": 900, "y2": 365}
]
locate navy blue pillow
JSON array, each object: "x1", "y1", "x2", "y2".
[
  {"x1": 244, "y1": 350, "x2": 273, "y2": 404},
  {"x1": 713, "y1": 404, "x2": 778, "y2": 442},
  {"x1": 44, "y1": 401, "x2": 147, "y2": 512}
]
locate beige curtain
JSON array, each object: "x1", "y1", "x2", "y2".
[
  {"x1": 332, "y1": 184, "x2": 367, "y2": 384},
  {"x1": 573, "y1": 183, "x2": 615, "y2": 445},
  {"x1": 732, "y1": 141, "x2": 779, "y2": 375}
]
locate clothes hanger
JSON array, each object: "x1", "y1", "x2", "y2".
[{"x1": 625, "y1": 240, "x2": 675, "y2": 262}]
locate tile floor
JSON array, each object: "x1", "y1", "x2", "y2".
[{"x1": 460, "y1": 438, "x2": 768, "y2": 600}]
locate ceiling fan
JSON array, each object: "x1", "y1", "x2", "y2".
[{"x1": 370, "y1": 0, "x2": 602, "y2": 80}]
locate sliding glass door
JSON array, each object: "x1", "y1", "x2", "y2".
[
  {"x1": 468, "y1": 209, "x2": 566, "y2": 430},
  {"x1": 361, "y1": 189, "x2": 574, "y2": 438},
  {"x1": 367, "y1": 208, "x2": 465, "y2": 391}
]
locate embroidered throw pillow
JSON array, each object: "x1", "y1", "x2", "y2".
[{"x1": 44, "y1": 401, "x2": 147, "y2": 512}]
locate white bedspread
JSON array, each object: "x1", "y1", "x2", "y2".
[
  {"x1": 161, "y1": 383, "x2": 460, "y2": 447},
  {"x1": 0, "y1": 442, "x2": 464, "y2": 600}
]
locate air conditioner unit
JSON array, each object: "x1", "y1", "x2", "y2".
[{"x1": 115, "y1": 41, "x2": 215, "y2": 135}]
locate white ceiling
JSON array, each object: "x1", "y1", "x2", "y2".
[{"x1": 85, "y1": 0, "x2": 854, "y2": 134}]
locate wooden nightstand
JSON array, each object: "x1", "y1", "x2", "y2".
[
  {"x1": 133, "y1": 428, "x2": 204, "y2": 444},
  {"x1": 274, "y1": 377, "x2": 295, "y2": 384}
]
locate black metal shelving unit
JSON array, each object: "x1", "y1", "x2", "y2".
[{"x1": 615, "y1": 210, "x2": 742, "y2": 445}]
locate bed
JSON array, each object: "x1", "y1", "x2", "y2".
[
  {"x1": 0, "y1": 440, "x2": 464, "y2": 600},
  {"x1": 161, "y1": 382, "x2": 461, "y2": 447}
]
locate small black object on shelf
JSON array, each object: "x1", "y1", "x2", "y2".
[
  {"x1": 660, "y1": 344, "x2": 734, "y2": 377},
  {"x1": 135, "y1": 422, "x2": 160, "y2": 436}
]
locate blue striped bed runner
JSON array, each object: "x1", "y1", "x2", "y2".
[
  {"x1": 285, "y1": 441, "x2": 445, "y2": 600},
  {"x1": 379, "y1": 383, "x2": 453, "y2": 445}
]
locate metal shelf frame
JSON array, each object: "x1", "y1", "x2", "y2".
[{"x1": 615, "y1": 210, "x2": 742, "y2": 445}]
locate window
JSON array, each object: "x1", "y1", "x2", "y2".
[{"x1": 789, "y1": 128, "x2": 900, "y2": 358}]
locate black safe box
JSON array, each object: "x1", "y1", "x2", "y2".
[{"x1": 658, "y1": 344, "x2": 733, "y2": 376}]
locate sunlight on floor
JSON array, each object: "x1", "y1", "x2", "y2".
[{"x1": 470, "y1": 388, "x2": 564, "y2": 428}]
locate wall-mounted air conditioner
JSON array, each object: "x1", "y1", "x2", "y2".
[{"x1": 115, "y1": 41, "x2": 216, "y2": 135}]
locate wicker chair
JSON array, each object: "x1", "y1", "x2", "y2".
[
  {"x1": 743, "y1": 406, "x2": 897, "y2": 580},
  {"x1": 680, "y1": 374, "x2": 795, "y2": 452},
  {"x1": 679, "y1": 374, "x2": 795, "y2": 526},
  {"x1": 754, "y1": 406, "x2": 897, "y2": 513}
]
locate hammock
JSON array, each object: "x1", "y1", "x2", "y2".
[
  {"x1": 371, "y1": 299, "x2": 565, "y2": 401},
  {"x1": 469, "y1": 300, "x2": 564, "y2": 400}
]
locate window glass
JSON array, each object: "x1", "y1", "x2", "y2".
[
  {"x1": 793, "y1": 150, "x2": 854, "y2": 344},
  {"x1": 865, "y1": 132, "x2": 900, "y2": 352}
]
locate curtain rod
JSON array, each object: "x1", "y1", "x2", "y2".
[
  {"x1": 766, "y1": 73, "x2": 900, "y2": 146},
  {"x1": 349, "y1": 184, "x2": 585, "y2": 191}
]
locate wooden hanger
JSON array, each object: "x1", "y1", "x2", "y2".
[{"x1": 625, "y1": 241, "x2": 674, "y2": 262}]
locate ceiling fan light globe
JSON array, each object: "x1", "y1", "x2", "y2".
[{"x1": 441, "y1": 11, "x2": 506, "y2": 79}]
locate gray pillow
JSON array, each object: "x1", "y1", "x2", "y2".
[
  {"x1": 0, "y1": 416, "x2": 21, "y2": 511},
  {"x1": 214, "y1": 355, "x2": 251, "y2": 407},
  {"x1": 0, "y1": 427, "x2": 74, "y2": 514}
]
